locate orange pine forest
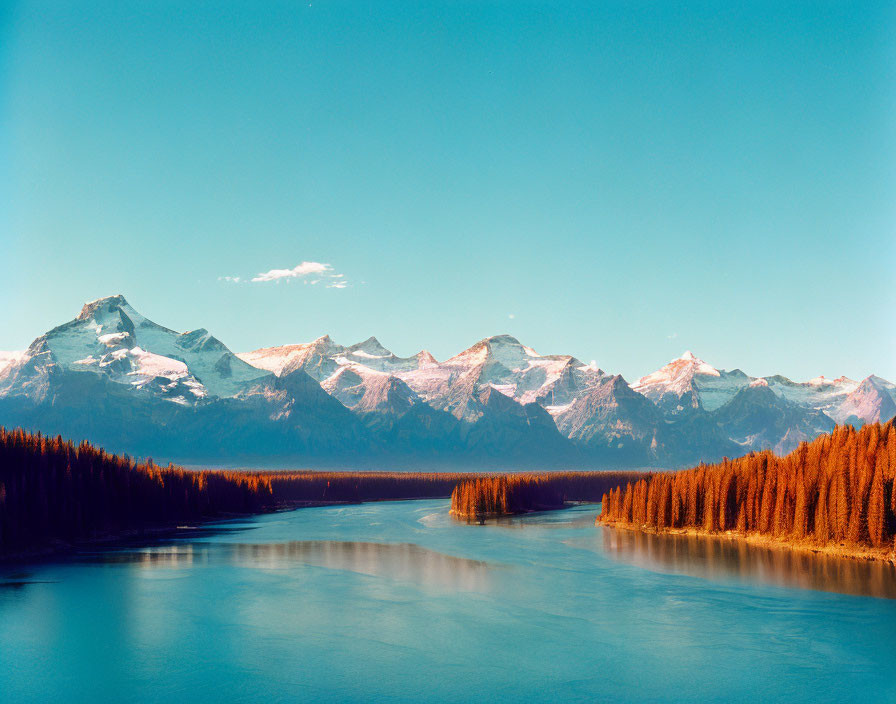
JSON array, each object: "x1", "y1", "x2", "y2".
[
  {"x1": 450, "y1": 472, "x2": 643, "y2": 521},
  {"x1": 598, "y1": 421, "x2": 896, "y2": 561}
]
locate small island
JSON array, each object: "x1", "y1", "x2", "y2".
[{"x1": 450, "y1": 475, "x2": 565, "y2": 521}]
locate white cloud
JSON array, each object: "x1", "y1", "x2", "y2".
[
  {"x1": 252, "y1": 261, "x2": 333, "y2": 283},
  {"x1": 508, "y1": 313, "x2": 515, "y2": 319},
  {"x1": 221, "y1": 260, "x2": 350, "y2": 288},
  {"x1": 667, "y1": 332, "x2": 678, "y2": 340}
]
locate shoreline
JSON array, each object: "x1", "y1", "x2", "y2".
[
  {"x1": 1, "y1": 497, "x2": 468, "y2": 565},
  {"x1": 0, "y1": 499, "x2": 370, "y2": 565},
  {"x1": 450, "y1": 502, "x2": 569, "y2": 522},
  {"x1": 597, "y1": 518, "x2": 896, "y2": 565},
  {"x1": 1, "y1": 497, "x2": 466, "y2": 565}
]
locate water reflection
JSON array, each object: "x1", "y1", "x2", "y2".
[
  {"x1": 0, "y1": 572, "x2": 57, "y2": 590},
  {"x1": 599, "y1": 527, "x2": 896, "y2": 600},
  {"x1": 480, "y1": 504, "x2": 598, "y2": 530},
  {"x1": 86, "y1": 541, "x2": 496, "y2": 592}
]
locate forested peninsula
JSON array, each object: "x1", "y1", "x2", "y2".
[{"x1": 598, "y1": 422, "x2": 896, "y2": 563}]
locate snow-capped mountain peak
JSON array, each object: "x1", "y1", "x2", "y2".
[
  {"x1": 631, "y1": 352, "x2": 752, "y2": 414},
  {"x1": 391, "y1": 334, "x2": 605, "y2": 420},
  {"x1": 238, "y1": 336, "x2": 342, "y2": 377},
  {"x1": 1, "y1": 297, "x2": 894, "y2": 468},
  {"x1": 346, "y1": 336, "x2": 392, "y2": 358},
  {"x1": 836, "y1": 375, "x2": 896, "y2": 424},
  {"x1": 807, "y1": 375, "x2": 858, "y2": 388},
  {"x1": 867, "y1": 375, "x2": 896, "y2": 389},
  {"x1": 77, "y1": 294, "x2": 131, "y2": 320},
  {"x1": 320, "y1": 363, "x2": 421, "y2": 415},
  {"x1": 415, "y1": 350, "x2": 439, "y2": 367},
  {"x1": 1, "y1": 295, "x2": 270, "y2": 405},
  {"x1": 444, "y1": 334, "x2": 540, "y2": 371},
  {"x1": 634, "y1": 352, "x2": 721, "y2": 396},
  {"x1": 0, "y1": 351, "x2": 25, "y2": 381}
]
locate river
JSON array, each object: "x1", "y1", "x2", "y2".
[{"x1": 1, "y1": 500, "x2": 894, "y2": 703}]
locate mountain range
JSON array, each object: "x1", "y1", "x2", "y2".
[{"x1": 0, "y1": 295, "x2": 892, "y2": 469}]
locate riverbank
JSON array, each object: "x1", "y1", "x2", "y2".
[
  {"x1": 449, "y1": 504, "x2": 569, "y2": 522},
  {"x1": 0, "y1": 499, "x2": 359, "y2": 564},
  {"x1": 597, "y1": 518, "x2": 896, "y2": 565}
]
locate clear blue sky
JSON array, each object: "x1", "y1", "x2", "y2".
[{"x1": 2, "y1": 0, "x2": 894, "y2": 382}]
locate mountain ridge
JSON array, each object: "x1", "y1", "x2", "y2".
[{"x1": 1, "y1": 295, "x2": 892, "y2": 468}]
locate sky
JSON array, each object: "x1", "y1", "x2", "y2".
[{"x1": 2, "y1": 0, "x2": 894, "y2": 382}]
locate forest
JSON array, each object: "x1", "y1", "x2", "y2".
[
  {"x1": 598, "y1": 421, "x2": 896, "y2": 558},
  {"x1": 0, "y1": 427, "x2": 476, "y2": 556},
  {"x1": 0, "y1": 426, "x2": 640, "y2": 556},
  {"x1": 10, "y1": 421, "x2": 893, "y2": 560},
  {"x1": 0, "y1": 427, "x2": 273, "y2": 556},
  {"x1": 450, "y1": 471, "x2": 644, "y2": 521}
]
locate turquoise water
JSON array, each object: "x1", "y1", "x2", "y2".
[{"x1": 1, "y1": 501, "x2": 895, "y2": 703}]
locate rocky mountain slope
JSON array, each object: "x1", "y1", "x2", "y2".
[{"x1": 1, "y1": 295, "x2": 892, "y2": 468}]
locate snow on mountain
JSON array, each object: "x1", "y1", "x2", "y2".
[
  {"x1": 633, "y1": 351, "x2": 749, "y2": 413},
  {"x1": 635, "y1": 350, "x2": 721, "y2": 396},
  {"x1": 396, "y1": 335, "x2": 604, "y2": 421},
  {"x1": 238, "y1": 342, "x2": 322, "y2": 376},
  {"x1": 320, "y1": 363, "x2": 421, "y2": 416},
  {"x1": 763, "y1": 374, "x2": 859, "y2": 419},
  {"x1": 240, "y1": 333, "x2": 606, "y2": 429},
  {"x1": 633, "y1": 352, "x2": 889, "y2": 425},
  {"x1": 239, "y1": 336, "x2": 433, "y2": 380},
  {"x1": 712, "y1": 383, "x2": 836, "y2": 454},
  {"x1": 0, "y1": 295, "x2": 271, "y2": 405},
  {"x1": 835, "y1": 375, "x2": 896, "y2": 425},
  {"x1": 553, "y1": 374, "x2": 662, "y2": 449},
  {"x1": 3, "y1": 296, "x2": 893, "y2": 467},
  {"x1": 0, "y1": 351, "x2": 24, "y2": 380},
  {"x1": 336, "y1": 338, "x2": 433, "y2": 375},
  {"x1": 243, "y1": 332, "x2": 896, "y2": 457},
  {"x1": 239, "y1": 336, "x2": 445, "y2": 423},
  {"x1": 237, "y1": 336, "x2": 342, "y2": 378}
]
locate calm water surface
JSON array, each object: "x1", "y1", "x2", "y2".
[{"x1": 1, "y1": 501, "x2": 894, "y2": 703}]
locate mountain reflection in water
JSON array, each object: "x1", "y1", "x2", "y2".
[
  {"x1": 600, "y1": 527, "x2": 896, "y2": 599},
  {"x1": 88, "y1": 540, "x2": 496, "y2": 591}
]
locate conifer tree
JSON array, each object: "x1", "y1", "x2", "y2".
[
  {"x1": 867, "y1": 454, "x2": 886, "y2": 547},
  {"x1": 793, "y1": 468, "x2": 808, "y2": 540}
]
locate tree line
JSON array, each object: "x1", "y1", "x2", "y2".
[
  {"x1": 599, "y1": 421, "x2": 896, "y2": 552},
  {"x1": 0, "y1": 426, "x2": 551, "y2": 556},
  {"x1": 450, "y1": 471, "x2": 645, "y2": 521},
  {"x1": 0, "y1": 427, "x2": 277, "y2": 555},
  {"x1": 263, "y1": 470, "x2": 469, "y2": 504}
]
